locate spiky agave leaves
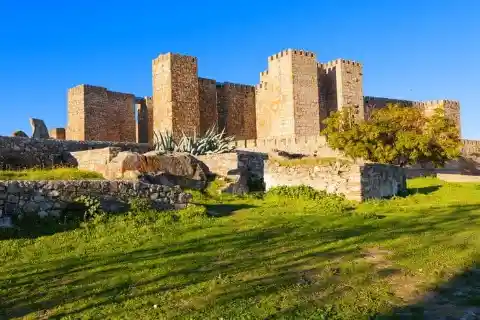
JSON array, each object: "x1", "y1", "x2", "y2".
[{"x1": 152, "y1": 125, "x2": 236, "y2": 156}]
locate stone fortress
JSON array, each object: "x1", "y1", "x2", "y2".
[{"x1": 60, "y1": 48, "x2": 462, "y2": 147}]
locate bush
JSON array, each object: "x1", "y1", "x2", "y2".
[{"x1": 265, "y1": 185, "x2": 354, "y2": 213}]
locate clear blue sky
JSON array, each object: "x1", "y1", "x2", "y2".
[{"x1": 1, "y1": 1, "x2": 479, "y2": 138}]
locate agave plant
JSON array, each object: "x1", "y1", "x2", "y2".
[
  {"x1": 152, "y1": 125, "x2": 236, "y2": 155},
  {"x1": 153, "y1": 130, "x2": 176, "y2": 153}
]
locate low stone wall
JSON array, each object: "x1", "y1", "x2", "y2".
[
  {"x1": 231, "y1": 134, "x2": 341, "y2": 157},
  {"x1": 437, "y1": 174, "x2": 480, "y2": 183},
  {"x1": 197, "y1": 150, "x2": 268, "y2": 179},
  {"x1": 0, "y1": 136, "x2": 151, "y2": 170},
  {"x1": 0, "y1": 180, "x2": 191, "y2": 219},
  {"x1": 264, "y1": 161, "x2": 406, "y2": 201}
]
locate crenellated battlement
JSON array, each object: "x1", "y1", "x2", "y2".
[
  {"x1": 268, "y1": 49, "x2": 316, "y2": 61},
  {"x1": 217, "y1": 82, "x2": 255, "y2": 92},
  {"x1": 198, "y1": 77, "x2": 216, "y2": 86},
  {"x1": 320, "y1": 58, "x2": 362, "y2": 71},
  {"x1": 153, "y1": 52, "x2": 197, "y2": 65}
]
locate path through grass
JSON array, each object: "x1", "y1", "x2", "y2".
[{"x1": 1, "y1": 177, "x2": 480, "y2": 319}]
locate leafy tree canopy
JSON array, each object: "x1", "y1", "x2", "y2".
[{"x1": 321, "y1": 104, "x2": 461, "y2": 167}]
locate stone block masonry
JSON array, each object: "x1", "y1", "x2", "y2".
[
  {"x1": 264, "y1": 161, "x2": 406, "y2": 201},
  {"x1": 0, "y1": 180, "x2": 192, "y2": 219},
  {"x1": 153, "y1": 53, "x2": 200, "y2": 141},
  {"x1": 136, "y1": 97, "x2": 154, "y2": 144},
  {"x1": 0, "y1": 136, "x2": 151, "y2": 170},
  {"x1": 217, "y1": 83, "x2": 257, "y2": 140},
  {"x1": 198, "y1": 78, "x2": 218, "y2": 134},
  {"x1": 49, "y1": 128, "x2": 66, "y2": 140},
  {"x1": 67, "y1": 85, "x2": 136, "y2": 142}
]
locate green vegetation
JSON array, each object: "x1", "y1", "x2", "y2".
[
  {"x1": 0, "y1": 167, "x2": 104, "y2": 180},
  {"x1": 322, "y1": 104, "x2": 461, "y2": 167},
  {"x1": 1, "y1": 178, "x2": 480, "y2": 319},
  {"x1": 153, "y1": 125, "x2": 235, "y2": 155}
]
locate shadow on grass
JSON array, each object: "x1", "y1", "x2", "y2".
[
  {"x1": 376, "y1": 261, "x2": 480, "y2": 319},
  {"x1": 203, "y1": 203, "x2": 257, "y2": 217},
  {"x1": 1, "y1": 203, "x2": 480, "y2": 318},
  {"x1": 406, "y1": 185, "x2": 442, "y2": 196}
]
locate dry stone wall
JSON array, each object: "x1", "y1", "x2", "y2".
[
  {"x1": 0, "y1": 180, "x2": 191, "y2": 219},
  {"x1": 264, "y1": 161, "x2": 406, "y2": 201},
  {"x1": 0, "y1": 136, "x2": 151, "y2": 170}
]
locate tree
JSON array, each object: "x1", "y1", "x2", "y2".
[{"x1": 321, "y1": 104, "x2": 461, "y2": 167}]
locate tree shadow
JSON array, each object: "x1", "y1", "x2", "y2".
[
  {"x1": 406, "y1": 185, "x2": 442, "y2": 195},
  {"x1": 377, "y1": 261, "x2": 480, "y2": 319},
  {"x1": 1, "y1": 203, "x2": 480, "y2": 318},
  {"x1": 203, "y1": 203, "x2": 257, "y2": 217}
]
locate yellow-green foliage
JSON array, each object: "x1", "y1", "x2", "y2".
[
  {"x1": 0, "y1": 168, "x2": 104, "y2": 180},
  {"x1": 322, "y1": 104, "x2": 461, "y2": 167}
]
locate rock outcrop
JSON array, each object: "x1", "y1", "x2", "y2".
[{"x1": 29, "y1": 118, "x2": 50, "y2": 139}]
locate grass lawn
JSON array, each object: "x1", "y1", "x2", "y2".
[
  {"x1": 1, "y1": 177, "x2": 480, "y2": 319},
  {"x1": 0, "y1": 168, "x2": 104, "y2": 180}
]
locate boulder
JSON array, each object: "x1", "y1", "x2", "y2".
[
  {"x1": 29, "y1": 118, "x2": 50, "y2": 139},
  {"x1": 104, "y1": 151, "x2": 144, "y2": 180},
  {"x1": 12, "y1": 130, "x2": 28, "y2": 138},
  {"x1": 106, "y1": 152, "x2": 210, "y2": 190}
]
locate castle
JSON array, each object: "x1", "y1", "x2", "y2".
[{"x1": 60, "y1": 49, "x2": 461, "y2": 144}]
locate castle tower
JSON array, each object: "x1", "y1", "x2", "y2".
[
  {"x1": 318, "y1": 59, "x2": 364, "y2": 128},
  {"x1": 66, "y1": 85, "x2": 136, "y2": 142},
  {"x1": 256, "y1": 49, "x2": 320, "y2": 138},
  {"x1": 135, "y1": 96, "x2": 153, "y2": 144},
  {"x1": 152, "y1": 53, "x2": 200, "y2": 141}
]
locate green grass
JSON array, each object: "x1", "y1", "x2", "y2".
[
  {"x1": 0, "y1": 168, "x2": 104, "y2": 180},
  {"x1": 1, "y1": 177, "x2": 480, "y2": 319}
]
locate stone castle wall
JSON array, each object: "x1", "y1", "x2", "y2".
[
  {"x1": 67, "y1": 85, "x2": 136, "y2": 142},
  {"x1": 198, "y1": 78, "x2": 218, "y2": 134},
  {"x1": 135, "y1": 97, "x2": 153, "y2": 144},
  {"x1": 152, "y1": 53, "x2": 200, "y2": 141},
  {"x1": 217, "y1": 83, "x2": 256, "y2": 140},
  {"x1": 62, "y1": 48, "x2": 462, "y2": 149},
  {"x1": 0, "y1": 180, "x2": 191, "y2": 219},
  {"x1": 49, "y1": 128, "x2": 66, "y2": 140},
  {"x1": 255, "y1": 51, "x2": 295, "y2": 138}
]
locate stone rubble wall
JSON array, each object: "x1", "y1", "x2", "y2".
[
  {"x1": 0, "y1": 136, "x2": 151, "y2": 170},
  {"x1": 264, "y1": 161, "x2": 406, "y2": 201},
  {"x1": 0, "y1": 180, "x2": 191, "y2": 219}
]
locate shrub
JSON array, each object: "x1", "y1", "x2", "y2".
[
  {"x1": 322, "y1": 104, "x2": 461, "y2": 167},
  {"x1": 265, "y1": 185, "x2": 354, "y2": 213}
]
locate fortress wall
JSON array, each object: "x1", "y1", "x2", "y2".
[
  {"x1": 66, "y1": 85, "x2": 135, "y2": 142},
  {"x1": 153, "y1": 53, "x2": 200, "y2": 141},
  {"x1": 216, "y1": 83, "x2": 256, "y2": 140},
  {"x1": 255, "y1": 50, "x2": 295, "y2": 138},
  {"x1": 291, "y1": 50, "x2": 320, "y2": 136},
  {"x1": 198, "y1": 77, "x2": 218, "y2": 134}
]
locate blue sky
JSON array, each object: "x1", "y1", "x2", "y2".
[{"x1": 1, "y1": 0, "x2": 479, "y2": 138}]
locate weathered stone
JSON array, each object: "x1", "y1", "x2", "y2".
[
  {"x1": 221, "y1": 168, "x2": 249, "y2": 195},
  {"x1": 0, "y1": 180, "x2": 192, "y2": 219},
  {"x1": 29, "y1": 118, "x2": 50, "y2": 139}
]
